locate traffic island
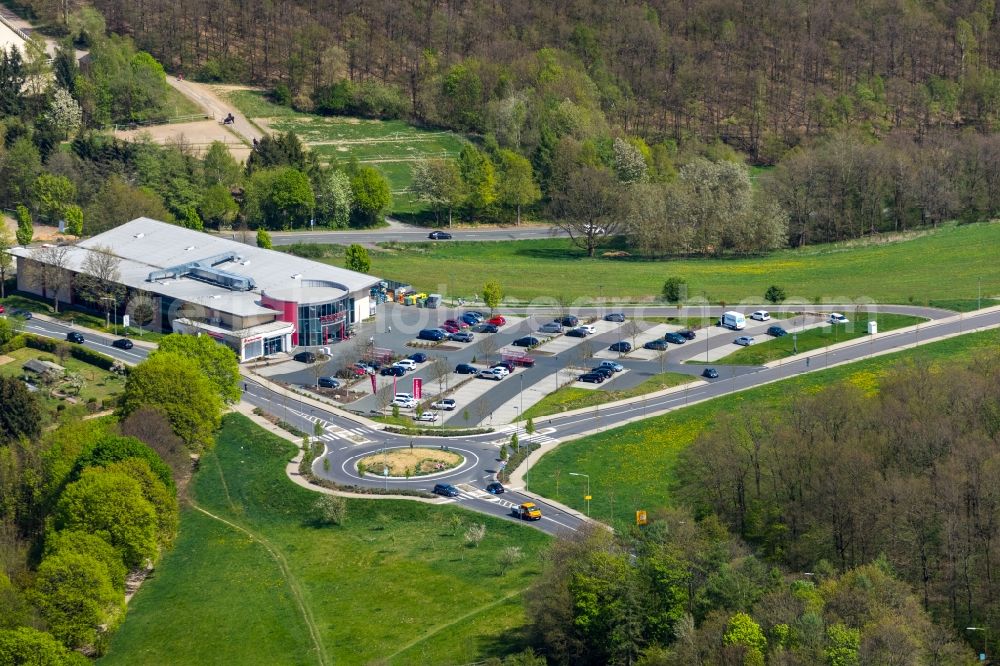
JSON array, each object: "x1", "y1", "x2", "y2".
[{"x1": 358, "y1": 447, "x2": 463, "y2": 478}]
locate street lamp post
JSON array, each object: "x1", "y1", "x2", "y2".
[
  {"x1": 967, "y1": 627, "x2": 987, "y2": 662},
  {"x1": 569, "y1": 472, "x2": 591, "y2": 517}
]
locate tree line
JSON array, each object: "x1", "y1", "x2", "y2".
[{"x1": 0, "y1": 331, "x2": 240, "y2": 659}]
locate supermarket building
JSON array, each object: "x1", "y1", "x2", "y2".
[{"x1": 9, "y1": 218, "x2": 382, "y2": 361}]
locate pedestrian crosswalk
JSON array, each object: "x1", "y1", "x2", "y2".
[
  {"x1": 292, "y1": 409, "x2": 372, "y2": 445},
  {"x1": 455, "y1": 484, "x2": 519, "y2": 508},
  {"x1": 490, "y1": 427, "x2": 559, "y2": 448}
]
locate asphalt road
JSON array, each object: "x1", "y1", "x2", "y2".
[{"x1": 269, "y1": 224, "x2": 565, "y2": 246}]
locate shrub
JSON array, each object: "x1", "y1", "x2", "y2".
[
  {"x1": 662, "y1": 277, "x2": 687, "y2": 303},
  {"x1": 764, "y1": 285, "x2": 787, "y2": 304}
]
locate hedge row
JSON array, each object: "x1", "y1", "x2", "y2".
[{"x1": 5, "y1": 334, "x2": 128, "y2": 373}]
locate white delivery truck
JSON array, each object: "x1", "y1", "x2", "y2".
[{"x1": 720, "y1": 311, "x2": 747, "y2": 330}]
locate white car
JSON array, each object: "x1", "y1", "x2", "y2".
[
  {"x1": 829, "y1": 313, "x2": 849, "y2": 324},
  {"x1": 751, "y1": 310, "x2": 771, "y2": 321},
  {"x1": 734, "y1": 336, "x2": 755, "y2": 346},
  {"x1": 489, "y1": 365, "x2": 510, "y2": 378},
  {"x1": 431, "y1": 398, "x2": 457, "y2": 411},
  {"x1": 393, "y1": 359, "x2": 417, "y2": 372},
  {"x1": 391, "y1": 396, "x2": 418, "y2": 409},
  {"x1": 478, "y1": 368, "x2": 503, "y2": 381},
  {"x1": 414, "y1": 411, "x2": 438, "y2": 422},
  {"x1": 577, "y1": 324, "x2": 596, "y2": 334}
]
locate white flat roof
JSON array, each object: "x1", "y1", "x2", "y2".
[{"x1": 10, "y1": 218, "x2": 380, "y2": 317}]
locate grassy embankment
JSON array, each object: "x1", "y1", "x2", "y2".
[
  {"x1": 224, "y1": 90, "x2": 465, "y2": 215},
  {"x1": 523, "y1": 371, "x2": 695, "y2": 420},
  {"x1": 359, "y1": 221, "x2": 1000, "y2": 309},
  {"x1": 101, "y1": 414, "x2": 549, "y2": 666},
  {"x1": 526, "y1": 328, "x2": 1000, "y2": 528}
]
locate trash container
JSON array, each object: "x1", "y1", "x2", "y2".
[{"x1": 867, "y1": 321, "x2": 878, "y2": 335}]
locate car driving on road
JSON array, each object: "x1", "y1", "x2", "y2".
[
  {"x1": 702, "y1": 368, "x2": 720, "y2": 379},
  {"x1": 734, "y1": 336, "x2": 755, "y2": 346},
  {"x1": 829, "y1": 313, "x2": 849, "y2": 324},
  {"x1": 428, "y1": 231, "x2": 452, "y2": 240},
  {"x1": 66, "y1": 331, "x2": 85, "y2": 344},
  {"x1": 112, "y1": 338, "x2": 133, "y2": 349},
  {"x1": 766, "y1": 326, "x2": 787, "y2": 337},
  {"x1": 604, "y1": 313, "x2": 625, "y2": 322},
  {"x1": 512, "y1": 502, "x2": 542, "y2": 520},
  {"x1": 433, "y1": 483, "x2": 460, "y2": 497},
  {"x1": 751, "y1": 310, "x2": 771, "y2": 321},
  {"x1": 486, "y1": 482, "x2": 505, "y2": 494}
]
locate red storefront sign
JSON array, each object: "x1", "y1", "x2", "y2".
[{"x1": 413, "y1": 378, "x2": 422, "y2": 399}]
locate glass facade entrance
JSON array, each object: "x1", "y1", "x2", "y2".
[
  {"x1": 297, "y1": 298, "x2": 353, "y2": 347},
  {"x1": 263, "y1": 336, "x2": 283, "y2": 355}
]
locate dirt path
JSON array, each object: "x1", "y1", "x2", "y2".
[{"x1": 165, "y1": 77, "x2": 263, "y2": 145}]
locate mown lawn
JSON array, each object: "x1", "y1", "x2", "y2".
[
  {"x1": 360, "y1": 221, "x2": 1000, "y2": 307},
  {"x1": 523, "y1": 371, "x2": 695, "y2": 420},
  {"x1": 706, "y1": 313, "x2": 925, "y2": 365},
  {"x1": 527, "y1": 328, "x2": 1000, "y2": 529},
  {"x1": 223, "y1": 90, "x2": 465, "y2": 214},
  {"x1": 101, "y1": 414, "x2": 549, "y2": 666}
]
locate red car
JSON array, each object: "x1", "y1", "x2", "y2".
[
  {"x1": 488, "y1": 315, "x2": 506, "y2": 326},
  {"x1": 443, "y1": 318, "x2": 468, "y2": 329},
  {"x1": 440, "y1": 322, "x2": 460, "y2": 334},
  {"x1": 0, "y1": 305, "x2": 4, "y2": 314}
]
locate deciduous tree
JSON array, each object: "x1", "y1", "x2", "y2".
[
  {"x1": 153, "y1": 334, "x2": 241, "y2": 404},
  {"x1": 344, "y1": 243, "x2": 371, "y2": 273},
  {"x1": 496, "y1": 150, "x2": 540, "y2": 225},
  {"x1": 349, "y1": 166, "x2": 391, "y2": 227}
]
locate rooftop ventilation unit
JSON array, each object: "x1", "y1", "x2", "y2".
[
  {"x1": 146, "y1": 252, "x2": 256, "y2": 292},
  {"x1": 134, "y1": 233, "x2": 144, "y2": 239}
]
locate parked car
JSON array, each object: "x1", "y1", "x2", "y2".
[
  {"x1": 317, "y1": 376, "x2": 340, "y2": 388},
  {"x1": 609, "y1": 341, "x2": 632, "y2": 353},
  {"x1": 478, "y1": 368, "x2": 503, "y2": 381},
  {"x1": 560, "y1": 315, "x2": 579, "y2": 327},
  {"x1": 428, "y1": 231, "x2": 452, "y2": 240},
  {"x1": 408, "y1": 352, "x2": 428, "y2": 363},
  {"x1": 460, "y1": 313, "x2": 481, "y2": 326},
  {"x1": 112, "y1": 338, "x2": 133, "y2": 349},
  {"x1": 538, "y1": 321, "x2": 563, "y2": 334},
  {"x1": 751, "y1": 310, "x2": 771, "y2": 321},
  {"x1": 829, "y1": 313, "x2": 849, "y2": 324},
  {"x1": 599, "y1": 360, "x2": 624, "y2": 372},
  {"x1": 664, "y1": 332, "x2": 687, "y2": 345},
  {"x1": 512, "y1": 336, "x2": 539, "y2": 347},
  {"x1": 644, "y1": 339, "x2": 669, "y2": 351},
  {"x1": 565, "y1": 328, "x2": 588, "y2": 338},
  {"x1": 493, "y1": 360, "x2": 515, "y2": 373},
  {"x1": 678, "y1": 329, "x2": 697, "y2": 340},
  {"x1": 486, "y1": 482, "x2": 505, "y2": 494},
  {"x1": 0, "y1": 304, "x2": 4, "y2": 314},
  {"x1": 431, "y1": 398, "x2": 457, "y2": 411},
  {"x1": 418, "y1": 328, "x2": 447, "y2": 341},
  {"x1": 440, "y1": 322, "x2": 460, "y2": 334},
  {"x1": 465, "y1": 310, "x2": 485, "y2": 320},
  {"x1": 433, "y1": 483, "x2": 460, "y2": 497},
  {"x1": 66, "y1": 331, "x2": 85, "y2": 344},
  {"x1": 766, "y1": 326, "x2": 788, "y2": 337},
  {"x1": 605, "y1": 313, "x2": 626, "y2": 322},
  {"x1": 578, "y1": 372, "x2": 606, "y2": 384},
  {"x1": 591, "y1": 366, "x2": 615, "y2": 379},
  {"x1": 455, "y1": 363, "x2": 478, "y2": 374},
  {"x1": 394, "y1": 359, "x2": 417, "y2": 371},
  {"x1": 444, "y1": 318, "x2": 468, "y2": 329},
  {"x1": 489, "y1": 365, "x2": 510, "y2": 378},
  {"x1": 734, "y1": 336, "x2": 755, "y2": 346},
  {"x1": 449, "y1": 331, "x2": 474, "y2": 343},
  {"x1": 381, "y1": 365, "x2": 406, "y2": 376},
  {"x1": 472, "y1": 323, "x2": 499, "y2": 333},
  {"x1": 702, "y1": 368, "x2": 720, "y2": 379},
  {"x1": 354, "y1": 361, "x2": 376, "y2": 375},
  {"x1": 488, "y1": 315, "x2": 507, "y2": 326},
  {"x1": 392, "y1": 394, "x2": 418, "y2": 408},
  {"x1": 577, "y1": 324, "x2": 596, "y2": 335},
  {"x1": 414, "y1": 411, "x2": 438, "y2": 422},
  {"x1": 512, "y1": 502, "x2": 542, "y2": 520}
]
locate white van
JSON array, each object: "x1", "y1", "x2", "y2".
[{"x1": 720, "y1": 311, "x2": 747, "y2": 330}]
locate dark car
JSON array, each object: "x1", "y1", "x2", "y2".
[
  {"x1": 605, "y1": 313, "x2": 626, "y2": 322},
  {"x1": 449, "y1": 331, "x2": 474, "y2": 343},
  {"x1": 578, "y1": 372, "x2": 606, "y2": 383},
  {"x1": 418, "y1": 328, "x2": 446, "y2": 341},
  {"x1": 455, "y1": 363, "x2": 478, "y2": 374},
  {"x1": 702, "y1": 368, "x2": 720, "y2": 379},
  {"x1": 9, "y1": 308, "x2": 32, "y2": 320},
  {"x1": 465, "y1": 310, "x2": 485, "y2": 320},
  {"x1": 591, "y1": 366, "x2": 615, "y2": 379},
  {"x1": 609, "y1": 341, "x2": 632, "y2": 353},
  {"x1": 644, "y1": 339, "x2": 669, "y2": 351},
  {"x1": 565, "y1": 328, "x2": 588, "y2": 338},
  {"x1": 460, "y1": 313, "x2": 480, "y2": 326},
  {"x1": 767, "y1": 326, "x2": 788, "y2": 337},
  {"x1": 678, "y1": 329, "x2": 697, "y2": 340},
  {"x1": 408, "y1": 352, "x2": 428, "y2": 363},
  {"x1": 664, "y1": 332, "x2": 687, "y2": 345},
  {"x1": 512, "y1": 336, "x2": 539, "y2": 347},
  {"x1": 112, "y1": 338, "x2": 133, "y2": 350},
  {"x1": 432, "y1": 483, "x2": 460, "y2": 497},
  {"x1": 294, "y1": 351, "x2": 317, "y2": 363},
  {"x1": 428, "y1": 231, "x2": 453, "y2": 240},
  {"x1": 66, "y1": 331, "x2": 85, "y2": 344},
  {"x1": 317, "y1": 376, "x2": 340, "y2": 388},
  {"x1": 472, "y1": 323, "x2": 499, "y2": 333},
  {"x1": 493, "y1": 360, "x2": 515, "y2": 373},
  {"x1": 560, "y1": 315, "x2": 579, "y2": 327},
  {"x1": 380, "y1": 365, "x2": 406, "y2": 376},
  {"x1": 486, "y1": 482, "x2": 505, "y2": 494}
]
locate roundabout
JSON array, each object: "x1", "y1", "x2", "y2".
[{"x1": 357, "y1": 447, "x2": 462, "y2": 477}]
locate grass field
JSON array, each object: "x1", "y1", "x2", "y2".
[
  {"x1": 527, "y1": 328, "x2": 1000, "y2": 528},
  {"x1": 0, "y1": 347, "x2": 124, "y2": 420},
  {"x1": 706, "y1": 313, "x2": 925, "y2": 365},
  {"x1": 361, "y1": 221, "x2": 1000, "y2": 307},
  {"x1": 522, "y1": 371, "x2": 695, "y2": 420},
  {"x1": 224, "y1": 90, "x2": 465, "y2": 214},
  {"x1": 101, "y1": 414, "x2": 549, "y2": 666}
]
